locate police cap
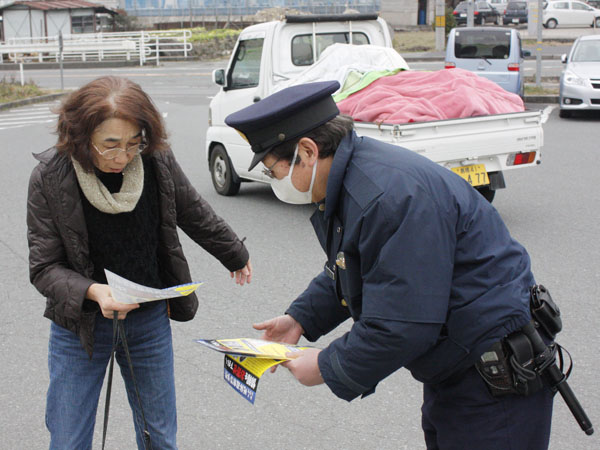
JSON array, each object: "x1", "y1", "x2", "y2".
[{"x1": 225, "y1": 80, "x2": 340, "y2": 171}]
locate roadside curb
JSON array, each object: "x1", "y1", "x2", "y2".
[
  {"x1": 523, "y1": 95, "x2": 559, "y2": 103},
  {"x1": 0, "y1": 92, "x2": 68, "y2": 111},
  {"x1": 0, "y1": 60, "x2": 143, "y2": 71}
]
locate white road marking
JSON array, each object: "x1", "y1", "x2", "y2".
[
  {"x1": 541, "y1": 105, "x2": 557, "y2": 123},
  {"x1": 0, "y1": 103, "x2": 58, "y2": 131}
]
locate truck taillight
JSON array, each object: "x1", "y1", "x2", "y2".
[
  {"x1": 508, "y1": 63, "x2": 520, "y2": 71},
  {"x1": 507, "y1": 151, "x2": 536, "y2": 166},
  {"x1": 445, "y1": 62, "x2": 456, "y2": 69}
]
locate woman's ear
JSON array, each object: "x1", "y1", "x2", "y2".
[{"x1": 298, "y1": 137, "x2": 319, "y2": 166}]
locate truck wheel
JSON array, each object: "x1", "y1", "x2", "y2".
[
  {"x1": 476, "y1": 186, "x2": 496, "y2": 203},
  {"x1": 546, "y1": 19, "x2": 557, "y2": 29},
  {"x1": 210, "y1": 144, "x2": 241, "y2": 196}
]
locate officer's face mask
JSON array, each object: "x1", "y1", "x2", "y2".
[{"x1": 270, "y1": 145, "x2": 317, "y2": 205}]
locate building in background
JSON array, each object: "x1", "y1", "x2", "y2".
[
  {"x1": 0, "y1": 0, "x2": 118, "y2": 41},
  {"x1": 116, "y1": 0, "x2": 435, "y2": 28}
]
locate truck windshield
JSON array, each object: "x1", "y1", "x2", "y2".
[
  {"x1": 454, "y1": 30, "x2": 512, "y2": 59},
  {"x1": 291, "y1": 32, "x2": 369, "y2": 66},
  {"x1": 228, "y1": 38, "x2": 264, "y2": 90}
]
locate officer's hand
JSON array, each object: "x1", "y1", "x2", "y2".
[
  {"x1": 282, "y1": 348, "x2": 324, "y2": 386},
  {"x1": 253, "y1": 314, "x2": 304, "y2": 345},
  {"x1": 230, "y1": 259, "x2": 253, "y2": 286},
  {"x1": 86, "y1": 283, "x2": 139, "y2": 320}
]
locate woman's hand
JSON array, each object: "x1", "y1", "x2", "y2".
[
  {"x1": 231, "y1": 259, "x2": 253, "y2": 286},
  {"x1": 86, "y1": 283, "x2": 139, "y2": 320},
  {"x1": 253, "y1": 314, "x2": 304, "y2": 345}
]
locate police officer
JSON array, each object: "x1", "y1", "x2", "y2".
[{"x1": 226, "y1": 81, "x2": 554, "y2": 449}]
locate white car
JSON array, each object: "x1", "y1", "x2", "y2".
[
  {"x1": 543, "y1": 0, "x2": 600, "y2": 28},
  {"x1": 558, "y1": 34, "x2": 600, "y2": 117},
  {"x1": 489, "y1": 0, "x2": 509, "y2": 13}
]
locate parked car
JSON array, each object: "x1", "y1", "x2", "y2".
[
  {"x1": 503, "y1": 1, "x2": 529, "y2": 24},
  {"x1": 586, "y1": 0, "x2": 600, "y2": 8},
  {"x1": 489, "y1": 0, "x2": 509, "y2": 12},
  {"x1": 453, "y1": 1, "x2": 502, "y2": 25},
  {"x1": 445, "y1": 27, "x2": 531, "y2": 96},
  {"x1": 543, "y1": 0, "x2": 600, "y2": 28},
  {"x1": 558, "y1": 35, "x2": 600, "y2": 117}
]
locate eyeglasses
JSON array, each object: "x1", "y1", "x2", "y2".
[
  {"x1": 92, "y1": 142, "x2": 147, "y2": 160},
  {"x1": 262, "y1": 156, "x2": 284, "y2": 179}
]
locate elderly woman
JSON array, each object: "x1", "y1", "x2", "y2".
[{"x1": 27, "y1": 76, "x2": 252, "y2": 449}]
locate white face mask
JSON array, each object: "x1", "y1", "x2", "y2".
[{"x1": 270, "y1": 145, "x2": 317, "y2": 205}]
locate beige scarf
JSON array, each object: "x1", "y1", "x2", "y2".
[{"x1": 71, "y1": 155, "x2": 144, "y2": 214}]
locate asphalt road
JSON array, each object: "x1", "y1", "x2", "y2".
[{"x1": 0, "y1": 65, "x2": 598, "y2": 449}]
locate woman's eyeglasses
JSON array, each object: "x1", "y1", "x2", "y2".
[{"x1": 92, "y1": 143, "x2": 147, "y2": 160}]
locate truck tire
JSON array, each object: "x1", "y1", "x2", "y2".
[
  {"x1": 209, "y1": 144, "x2": 241, "y2": 196},
  {"x1": 476, "y1": 186, "x2": 496, "y2": 203}
]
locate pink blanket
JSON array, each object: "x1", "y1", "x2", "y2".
[{"x1": 337, "y1": 68, "x2": 525, "y2": 124}]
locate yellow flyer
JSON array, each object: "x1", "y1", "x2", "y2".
[{"x1": 196, "y1": 338, "x2": 312, "y2": 403}]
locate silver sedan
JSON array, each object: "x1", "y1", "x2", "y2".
[{"x1": 559, "y1": 34, "x2": 600, "y2": 118}]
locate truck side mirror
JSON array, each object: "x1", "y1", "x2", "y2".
[
  {"x1": 560, "y1": 53, "x2": 567, "y2": 64},
  {"x1": 213, "y1": 69, "x2": 226, "y2": 86},
  {"x1": 522, "y1": 50, "x2": 531, "y2": 58}
]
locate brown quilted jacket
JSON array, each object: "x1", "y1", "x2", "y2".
[{"x1": 27, "y1": 147, "x2": 249, "y2": 356}]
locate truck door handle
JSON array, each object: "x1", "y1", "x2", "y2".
[{"x1": 253, "y1": 96, "x2": 261, "y2": 103}]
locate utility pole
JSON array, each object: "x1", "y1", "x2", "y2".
[
  {"x1": 467, "y1": 0, "x2": 475, "y2": 27},
  {"x1": 435, "y1": 0, "x2": 445, "y2": 51},
  {"x1": 527, "y1": 0, "x2": 543, "y2": 87}
]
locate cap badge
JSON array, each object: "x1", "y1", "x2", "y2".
[{"x1": 236, "y1": 130, "x2": 249, "y2": 143}]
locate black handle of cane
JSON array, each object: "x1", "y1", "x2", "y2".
[{"x1": 522, "y1": 321, "x2": 594, "y2": 436}]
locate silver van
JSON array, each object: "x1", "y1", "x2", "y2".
[{"x1": 445, "y1": 27, "x2": 530, "y2": 97}]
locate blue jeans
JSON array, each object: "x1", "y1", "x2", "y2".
[{"x1": 46, "y1": 302, "x2": 177, "y2": 450}]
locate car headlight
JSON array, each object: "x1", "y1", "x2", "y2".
[{"x1": 563, "y1": 71, "x2": 587, "y2": 87}]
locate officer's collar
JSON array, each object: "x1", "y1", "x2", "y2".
[{"x1": 324, "y1": 130, "x2": 360, "y2": 219}]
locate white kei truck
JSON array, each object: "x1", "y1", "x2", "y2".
[{"x1": 205, "y1": 13, "x2": 545, "y2": 202}]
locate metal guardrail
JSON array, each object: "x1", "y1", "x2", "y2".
[{"x1": 0, "y1": 30, "x2": 192, "y2": 65}]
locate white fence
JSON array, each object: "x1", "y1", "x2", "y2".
[{"x1": 0, "y1": 30, "x2": 192, "y2": 65}]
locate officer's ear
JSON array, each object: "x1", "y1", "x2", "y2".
[{"x1": 298, "y1": 137, "x2": 319, "y2": 166}]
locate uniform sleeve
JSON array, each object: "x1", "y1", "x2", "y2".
[
  {"x1": 285, "y1": 271, "x2": 351, "y2": 342},
  {"x1": 27, "y1": 166, "x2": 93, "y2": 320},
  {"x1": 318, "y1": 185, "x2": 455, "y2": 401},
  {"x1": 166, "y1": 151, "x2": 249, "y2": 272}
]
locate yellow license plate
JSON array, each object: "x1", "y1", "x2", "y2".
[{"x1": 451, "y1": 164, "x2": 490, "y2": 187}]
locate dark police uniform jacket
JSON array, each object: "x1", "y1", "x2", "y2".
[{"x1": 286, "y1": 130, "x2": 534, "y2": 402}]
